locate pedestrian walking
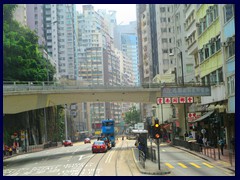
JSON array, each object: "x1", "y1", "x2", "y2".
[
  {"x1": 231, "y1": 136, "x2": 235, "y2": 153},
  {"x1": 202, "y1": 137, "x2": 207, "y2": 147},
  {"x1": 9, "y1": 147, "x2": 13, "y2": 156},
  {"x1": 218, "y1": 137, "x2": 225, "y2": 155}
]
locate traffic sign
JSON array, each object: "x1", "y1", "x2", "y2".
[
  {"x1": 172, "y1": 97, "x2": 178, "y2": 103},
  {"x1": 156, "y1": 97, "x2": 164, "y2": 104},
  {"x1": 164, "y1": 97, "x2": 171, "y2": 104},
  {"x1": 137, "y1": 123, "x2": 144, "y2": 130},
  {"x1": 187, "y1": 97, "x2": 194, "y2": 103},
  {"x1": 179, "y1": 97, "x2": 186, "y2": 103}
]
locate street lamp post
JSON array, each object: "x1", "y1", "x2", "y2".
[
  {"x1": 169, "y1": 48, "x2": 188, "y2": 137},
  {"x1": 64, "y1": 104, "x2": 68, "y2": 140}
]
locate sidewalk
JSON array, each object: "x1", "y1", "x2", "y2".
[
  {"x1": 173, "y1": 144, "x2": 235, "y2": 173},
  {"x1": 131, "y1": 142, "x2": 235, "y2": 175},
  {"x1": 131, "y1": 147, "x2": 171, "y2": 175}
]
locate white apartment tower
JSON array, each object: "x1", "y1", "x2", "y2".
[{"x1": 26, "y1": 4, "x2": 78, "y2": 80}]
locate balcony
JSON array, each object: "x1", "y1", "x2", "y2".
[{"x1": 201, "y1": 83, "x2": 226, "y2": 105}]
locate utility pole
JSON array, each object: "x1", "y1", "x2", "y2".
[
  {"x1": 44, "y1": 108, "x2": 47, "y2": 143},
  {"x1": 65, "y1": 104, "x2": 68, "y2": 140}
]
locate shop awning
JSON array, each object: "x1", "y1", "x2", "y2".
[{"x1": 191, "y1": 111, "x2": 214, "y2": 122}]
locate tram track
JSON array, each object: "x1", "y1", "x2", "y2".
[
  {"x1": 77, "y1": 152, "x2": 108, "y2": 176},
  {"x1": 115, "y1": 139, "x2": 134, "y2": 176}
]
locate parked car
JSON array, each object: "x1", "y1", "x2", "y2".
[
  {"x1": 92, "y1": 141, "x2": 108, "y2": 153},
  {"x1": 84, "y1": 138, "x2": 91, "y2": 144},
  {"x1": 63, "y1": 140, "x2": 73, "y2": 147}
]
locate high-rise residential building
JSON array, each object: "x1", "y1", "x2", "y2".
[
  {"x1": 220, "y1": 4, "x2": 235, "y2": 145},
  {"x1": 26, "y1": 4, "x2": 45, "y2": 46},
  {"x1": 172, "y1": 5, "x2": 195, "y2": 83},
  {"x1": 115, "y1": 49, "x2": 134, "y2": 86},
  {"x1": 186, "y1": 4, "x2": 235, "y2": 147},
  {"x1": 26, "y1": 5, "x2": 57, "y2": 74},
  {"x1": 77, "y1": 5, "x2": 122, "y2": 134},
  {"x1": 26, "y1": 4, "x2": 78, "y2": 80},
  {"x1": 137, "y1": 4, "x2": 195, "y2": 121},
  {"x1": 114, "y1": 21, "x2": 139, "y2": 85},
  {"x1": 13, "y1": 4, "x2": 27, "y2": 26}
]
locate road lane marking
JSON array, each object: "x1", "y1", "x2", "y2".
[
  {"x1": 178, "y1": 163, "x2": 188, "y2": 168},
  {"x1": 165, "y1": 163, "x2": 174, "y2": 168},
  {"x1": 202, "y1": 162, "x2": 214, "y2": 168},
  {"x1": 79, "y1": 155, "x2": 83, "y2": 161},
  {"x1": 190, "y1": 162, "x2": 201, "y2": 168},
  {"x1": 105, "y1": 151, "x2": 114, "y2": 163}
]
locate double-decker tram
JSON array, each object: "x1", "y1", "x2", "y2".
[{"x1": 101, "y1": 119, "x2": 116, "y2": 147}]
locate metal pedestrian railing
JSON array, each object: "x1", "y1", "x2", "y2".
[{"x1": 139, "y1": 150, "x2": 146, "y2": 169}]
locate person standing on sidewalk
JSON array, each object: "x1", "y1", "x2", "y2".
[
  {"x1": 218, "y1": 137, "x2": 225, "y2": 155},
  {"x1": 9, "y1": 146, "x2": 13, "y2": 156}
]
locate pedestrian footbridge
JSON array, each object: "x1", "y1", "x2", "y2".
[
  {"x1": 3, "y1": 82, "x2": 210, "y2": 114},
  {"x1": 3, "y1": 82, "x2": 163, "y2": 114}
]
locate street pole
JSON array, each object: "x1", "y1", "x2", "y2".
[
  {"x1": 157, "y1": 138, "x2": 161, "y2": 170},
  {"x1": 44, "y1": 108, "x2": 47, "y2": 143},
  {"x1": 161, "y1": 104, "x2": 164, "y2": 124},
  {"x1": 179, "y1": 51, "x2": 188, "y2": 134},
  {"x1": 65, "y1": 105, "x2": 68, "y2": 140}
]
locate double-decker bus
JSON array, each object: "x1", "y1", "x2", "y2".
[{"x1": 101, "y1": 119, "x2": 115, "y2": 147}]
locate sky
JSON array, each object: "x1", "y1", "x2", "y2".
[{"x1": 76, "y1": 4, "x2": 136, "y2": 25}]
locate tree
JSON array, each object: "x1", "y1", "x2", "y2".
[
  {"x1": 124, "y1": 106, "x2": 141, "y2": 126},
  {"x1": 3, "y1": 4, "x2": 56, "y2": 81}
]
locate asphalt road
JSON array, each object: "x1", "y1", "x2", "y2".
[
  {"x1": 3, "y1": 139, "x2": 234, "y2": 176},
  {"x1": 155, "y1": 144, "x2": 234, "y2": 176},
  {"x1": 3, "y1": 139, "x2": 142, "y2": 176}
]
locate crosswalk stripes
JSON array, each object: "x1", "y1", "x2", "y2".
[
  {"x1": 178, "y1": 163, "x2": 188, "y2": 168},
  {"x1": 165, "y1": 163, "x2": 174, "y2": 169},
  {"x1": 164, "y1": 162, "x2": 214, "y2": 169},
  {"x1": 189, "y1": 162, "x2": 201, "y2": 168},
  {"x1": 202, "y1": 162, "x2": 214, "y2": 168}
]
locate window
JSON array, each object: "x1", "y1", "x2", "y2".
[
  {"x1": 206, "y1": 74, "x2": 210, "y2": 85},
  {"x1": 160, "y1": 17, "x2": 166, "y2": 23},
  {"x1": 201, "y1": 77, "x2": 205, "y2": 85},
  {"x1": 228, "y1": 41, "x2": 235, "y2": 58},
  {"x1": 161, "y1": 28, "x2": 167, "y2": 33},
  {"x1": 218, "y1": 68, "x2": 223, "y2": 82},
  {"x1": 160, "y1": 7, "x2": 165, "y2": 13},
  {"x1": 213, "y1": 5, "x2": 218, "y2": 20},
  {"x1": 227, "y1": 75, "x2": 235, "y2": 96},
  {"x1": 199, "y1": 49, "x2": 204, "y2": 63},
  {"x1": 162, "y1": 49, "x2": 168, "y2": 54},
  {"x1": 163, "y1": 59, "x2": 169, "y2": 65},
  {"x1": 205, "y1": 46, "x2": 209, "y2": 59},
  {"x1": 224, "y1": 4, "x2": 234, "y2": 23},
  {"x1": 162, "y1": 38, "x2": 168, "y2": 43},
  {"x1": 216, "y1": 36, "x2": 221, "y2": 51},
  {"x1": 210, "y1": 71, "x2": 217, "y2": 84},
  {"x1": 186, "y1": 64, "x2": 193, "y2": 73},
  {"x1": 210, "y1": 42, "x2": 215, "y2": 55}
]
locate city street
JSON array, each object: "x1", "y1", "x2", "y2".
[
  {"x1": 3, "y1": 4, "x2": 235, "y2": 176},
  {"x1": 3, "y1": 139, "x2": 234, "y2": 176}
]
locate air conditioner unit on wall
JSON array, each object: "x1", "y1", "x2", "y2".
[
  {"x1": 226, "y1": 37, "x2": 232, "y2": 43},
  {"x1": 221, "y1": 42, "x2": 228, "y2": 47}
]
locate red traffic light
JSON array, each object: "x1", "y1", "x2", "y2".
[{"x1": 155, "y1": 134, "x2": 160, "y2": 139}]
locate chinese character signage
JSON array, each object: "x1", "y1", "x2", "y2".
[{"x1": 157, "y1": 97, "x2": 194, "y2": 104}]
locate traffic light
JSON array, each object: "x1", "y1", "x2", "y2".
[{"x1": 153, "y1": 118, "x2": 161, "y2": 139}]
